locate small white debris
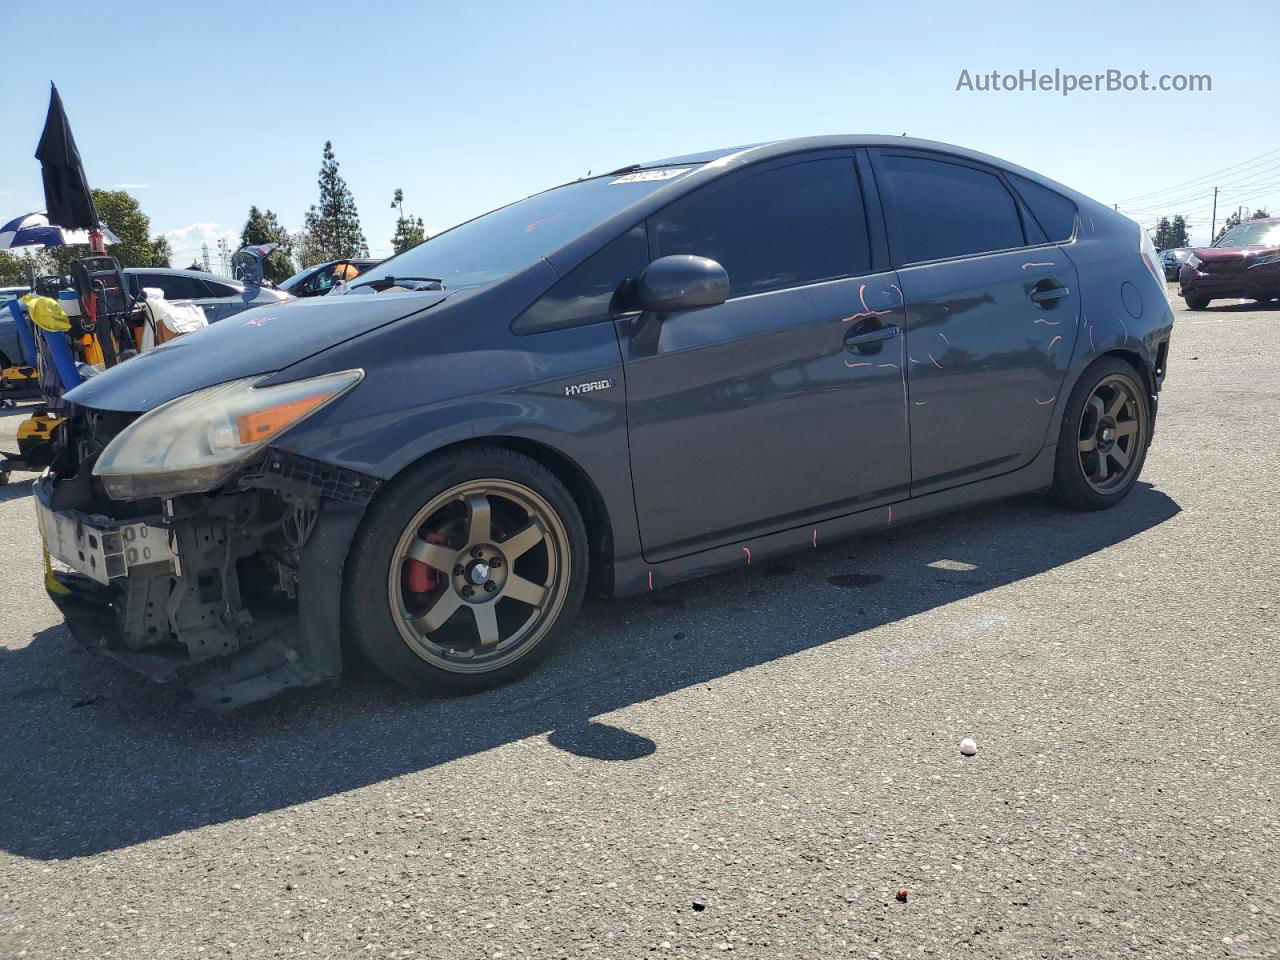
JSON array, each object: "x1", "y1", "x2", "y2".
[{"x1": 960, "y1": 737, "x2": 978, "y2": 757}]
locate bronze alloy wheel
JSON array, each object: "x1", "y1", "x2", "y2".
[
  {"x1": 387, "y1": 478, "x2": 572, "y2": 674},
  {"x1": 1075, "y1": 373, "x2": 1148, "y2": 495}
]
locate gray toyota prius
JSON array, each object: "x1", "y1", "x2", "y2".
[{"x1": 37, "y1": 136, "x2": 1174, "y2": 708}]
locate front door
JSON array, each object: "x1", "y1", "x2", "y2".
[
  {"x1": 871, "y1": 149, "x2": 1081, "y2": 494},
  {"x1": 621, "y1": 155, "x2": 911, "y2": 561}
]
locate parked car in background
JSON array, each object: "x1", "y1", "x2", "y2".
[
  {"x1": 124, "y1": 267, "x2": 290, "y2": 322},
  {"x1": 279, "y1": 258, "x2": 382, "y2": 298},
  {"x1": 0, "y1": 287, "x2": 32, "y2": 369},
  {"x1": 1178, "y1": 217, "x2": 1280, "y2": 309},
  {"x1": 1160, "y1": 247, "x2": 1192, "y2": 281},
  {"x1": 37, "y1": 135, "x2": 1173, "y2": 709}
]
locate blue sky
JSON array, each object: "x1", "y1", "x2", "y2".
[{"x1": 1, "y1": 0, "x2": 1274, "y2": 262}]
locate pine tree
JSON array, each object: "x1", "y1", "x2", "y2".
[
  {"x1": 389, "y1": 188, "x2": 427, "y2": 255},
  {"x1": 301, "y1": 141, "x2": 368, "y2": 264},
  {"x1": 240, "y1": 206, "x2": 297, "y2": 282}
]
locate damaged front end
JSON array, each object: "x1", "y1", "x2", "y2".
[{"x1": 38, "y1": 393, "x2": 378, "y2": 711}]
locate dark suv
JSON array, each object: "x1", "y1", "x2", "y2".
[
  {"x1": 1178, "y1": 216, "x2": 1280, "y2": 309},
  {"x1": 37, "y1": 136, "x2": 1173, "y2": 708}
]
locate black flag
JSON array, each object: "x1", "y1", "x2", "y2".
[{"x1": 34, "y1": 84, "x2": 98, "y2": 230}]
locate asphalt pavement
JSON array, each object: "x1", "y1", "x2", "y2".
[{"x1": 1, "y1": 290, "x2": 1276, "y2": 958}]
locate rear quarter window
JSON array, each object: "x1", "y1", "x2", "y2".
[{"x1": 1007, "y1": 173, "x2": 1078, "y2": 242}]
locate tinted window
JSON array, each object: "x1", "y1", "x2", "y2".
[
  {"x1": 134, "y1": 273, "x2": 208, "y2": 300},
  {"x1": 513, "y1": 226, "x2": 647, "y2": 334},
  {"x1": 202, "y1": 279, "x2": 242, "y2": 298},
  {"x1": 881, "y1": 155, "x2": 1024, "y2": 263},
  {"x1": 651, "y1": 158, "x2": 871, "y2": 296},
  {"x1": 1008, "y1": 173, "x2": 1077, "y2": 242}
]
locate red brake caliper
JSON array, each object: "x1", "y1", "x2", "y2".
[{"x1": 405, "y1": 532, "x2": 448, "y2": 594}]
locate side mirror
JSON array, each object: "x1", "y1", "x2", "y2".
[{"x1": 636, "y1": 255, "x2": 730, "y2": 314}]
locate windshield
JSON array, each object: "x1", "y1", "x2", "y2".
[
  {"x1": 279, "y1": 266, "x2": 319, "y2": 291},
  {"x1": 342, "y1": 167, "x2": 698, "y2": 293},
  {"x1": 1214, "y1": 221, "x2": 1280, "y2": 248}
]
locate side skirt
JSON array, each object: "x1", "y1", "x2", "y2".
[{"x1": 611, "y1": 444, "x2": 1056, "y2": 598}]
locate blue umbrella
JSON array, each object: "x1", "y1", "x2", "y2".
[{"x1": 0, "y1": 211, "x2": 120, "y2": 251}]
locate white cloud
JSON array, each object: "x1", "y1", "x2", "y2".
[{"x1": 162, "y1": 221, "x2": 239, "y2": 270}]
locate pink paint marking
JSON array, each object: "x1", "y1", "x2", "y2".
[
  {"x1": 1047, "y1": 335, "x2": 1063, "y2": 350},
  {"x1": 1021, "y1": 261, "x2": 1054, "y2": 271},
  {"x1": 246, "y1": 316, "x2": 272, "y2": 327},
  {"x1": 928, "y1": 353, "x2": 943, "y2": 369},
  {"x1": 647, "y1": 570, "x2": 653, "y2": 591},
  {"x1": 858, "y1": 283, "x2": 870, "y2": 312},
  {"x1": 914, "y1": 400, "x2": 928, "y2": 406},
  {"x1": 1035, "y1": 395, "x2": 1057, "y2": 405},
  {"x1": 938, "y1": 332, "x2": 950, "y2": 344},
  {"x1": 1032, "y1": 318, "x2": 1061, "y2": 326},
  {"x1": 1118, "y1": 316, "x2": 1129, "y2": 346},
  {"x1": 812, "y1": 529, "x2": 818, "y2": 548},
  {"x1": 887, "y1": 505, "x2": 893, "y2": 524},
  {"x1": 908, "y1": 356, "x2": 922, "y2": 364},
  {"x1": 844, "y1": 360, "x2": 873, "y2": 368},
  {"x1": 889, "y1": 284, "x2": 904, "y2": 304},
  {"x1": 840, "y1": 308, "x2": 892, "y2": 323},
  {"x1": 877, "y1": 363, "x2": 900, "y2": 370},
  {"x1": 742, "y1": 546, "x2": 752, "y2": 566},
  {"x1": 1088, "y1": 325, "x2": 1096, "y2": 350}
]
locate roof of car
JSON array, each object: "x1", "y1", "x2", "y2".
[
  {"x1": 124, "y1": 266, "x2": 239, "y2": 281},
  {"x1": 623, "y1": 135, "x2": 1097, "y2": 208}
]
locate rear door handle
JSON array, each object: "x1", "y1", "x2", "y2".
[
  {"x1": 1030, "y1": 284, "x2": 1070, "y2": 305},
  {"x1": 844, "y1": 323, "x2": 900, "y2": 350}
]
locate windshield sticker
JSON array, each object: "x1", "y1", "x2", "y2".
[{"x1": 610, "y1": 167, "x2": 691, "y2": 185}]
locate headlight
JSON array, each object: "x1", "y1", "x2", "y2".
[
  {"x1": 94, "y1": 369, "x2": 363, "y2": 500},
  {"x1": 1185, "y1": 252, "x2": 1202, "y2": 269}
]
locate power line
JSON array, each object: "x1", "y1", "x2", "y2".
[
  {"x1": 1115, "y1": 146, "x2": 1280, "y2": 205},
  {"x1": 1119, "y1": 165, "x2": 1280, "y2": 215}
]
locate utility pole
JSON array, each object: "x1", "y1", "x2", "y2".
[
  {"x1": 1210, "y1": 187, "x2": 1219, "y2": 241},
  {"x1": 201, "y1": 242, "x2": 211, "y2": 272}
]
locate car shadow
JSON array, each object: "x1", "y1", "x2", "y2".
[{"x1": 0, "y1": 482, "x2": 1180, "y2": 860}]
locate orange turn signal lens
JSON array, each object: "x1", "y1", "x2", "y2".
[{"x1": 235, "y1": 393, "x2": 330, "y2": 445}]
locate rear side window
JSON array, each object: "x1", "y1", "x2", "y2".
[
  {"x1": 513, "y1": 226, "x2": 648, "y2": 333},
  {"x1": 201, "y1": 279, "x2": 242, "y2": 298},
  {"x1": 135, "y1": 274, "x2": 207, "y2": 300},
  {"x1": 880, "y1": 155, "x2": 1024, "y2": 263},
  {"x1": 1007, "y1": 173, "x2": 1077, "y2": 242},
  {"x1": 651, "y1": 158, "x2": 871, "y2": 297}
]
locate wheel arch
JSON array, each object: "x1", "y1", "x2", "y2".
[{"x1": 375, "y1": 435, "x2": 616, "y2": 596}]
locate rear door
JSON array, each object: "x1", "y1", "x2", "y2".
[
  {"x1": 870, "y1": 149, "x2": 1081, "y2": 495},
  {"x1": 621, "y1": 153, "x2": 911, "y2": 561}
]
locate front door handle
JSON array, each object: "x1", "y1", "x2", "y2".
[
  {"x1": 1030, "y1": 283, "x2": 1070, "y2": 305},
  {"x1": 844, "y1": 323, "x2": 900, "y2": 352}
]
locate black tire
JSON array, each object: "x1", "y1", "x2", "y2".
[
  {"x1": 1183, "y1": 295, "x2": 1210, "y2": 310},
  {"x1": 344, "y1": 446, "x2": 588, "y2": 694},
  {"x1": 1051, "y1": 357, "x2": 1152, "y2": 511}
]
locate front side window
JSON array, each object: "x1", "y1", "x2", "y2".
[
  {"x1": 513, "y1": 226, "x2": 647, "y2": 334},
  {"x1": 881, "y1": 154, "x2": 1025, "y2": 263},
  {"x1": 650, "y1": 158, "x2": 872, "y2": 297}
]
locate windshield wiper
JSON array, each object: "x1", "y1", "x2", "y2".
[{"x1": 350, "y1": 275, "x2": 445, "y2": 293}]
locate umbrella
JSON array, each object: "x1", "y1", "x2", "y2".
[
  {"x1": 0, "y1": 211, "x2": 119, "y2": 251},
  {"x1": 35, "y1": 84, "x2": 98, "y2": 231}
]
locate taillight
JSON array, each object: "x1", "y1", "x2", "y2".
[{"x1": 1138, "y1": 222, "x2": 1171, "y2": 302}]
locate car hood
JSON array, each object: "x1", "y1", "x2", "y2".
[
  {"x1": 1192, "y1": 245, "x2": 1280, "y2": 263},
  {"x1": 66, "y1": 289, "x2": 450, "y2": 413}
]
